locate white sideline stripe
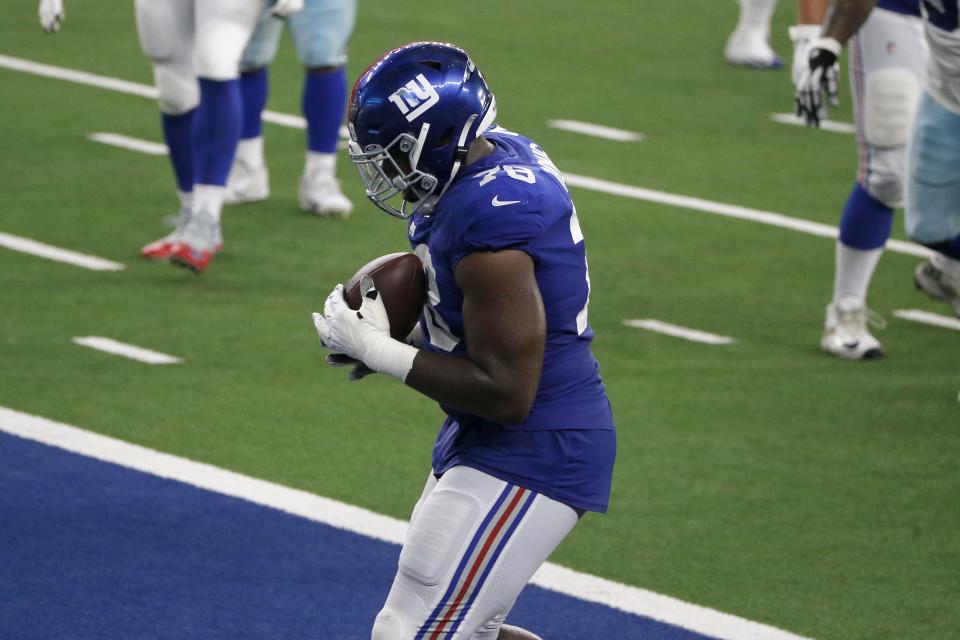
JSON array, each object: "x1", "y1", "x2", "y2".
[
  {"x1": 0, "y1": 54, "x2": 930, "y2": 259},
  {"x1": 0, "y1": 405, "x2": 813, "y2": 640},
  {"x1": 769, "y1": 113, "x2": 857, "y2": 134},
  {"x1": 548, "y1": 119, "x2": 644, "y2": 142},
  {"x1": 893, "y1": 309, "x2": 960, "y2": 331},
  {"x1": 89, "y1": 132, "x2": 168, "y2": 156},
  {"x1": 72, "y1": 336, "x2": 183, "y2": 364},
  {"x1": 0, "y1": 232, "x2": 125, "y2": 271},
  {"x1": 562, "y1": 173, "x2": 932, "y2": 259},
  {"x1": 624, "y1": 319, "x2": 736, "y2": 345}
]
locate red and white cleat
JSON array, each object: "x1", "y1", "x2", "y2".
[{"x1": 168, "y1": 210, "x2": 222, "y2": 274}]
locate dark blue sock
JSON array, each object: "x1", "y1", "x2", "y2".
[
  {"x1": 240, "y1": 68, "x2": 269, "y2": 140},
  {"x1": 302, "y1": 67, "x2": 347, "y2": 153},
  {"x1": 192, "y1": 77, "x2": 242, "y2": 186},
  {"x1": 838, "y1": 182, "x2": 894, "y2": 250},
  {"x1": 161, "y1": 110, "x2": 195, "y2": 193},
  {"x1": 922, "y1": 237, "x2": 960, "y2": 261}
]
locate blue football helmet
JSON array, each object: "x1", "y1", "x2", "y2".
[{"x1": 347, "y1": 41, "x2": 497, "y2": 218}]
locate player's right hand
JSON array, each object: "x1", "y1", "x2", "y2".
[
  {"x1": 795, "y1": 37, "x2": 842, "y2": 127},
  {"x1": 38, "y1": 0, "x2": 64, "y2": 33}
]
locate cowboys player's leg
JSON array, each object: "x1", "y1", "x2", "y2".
[
  {"x1": 905, "y1": 90, "x2": 960, "y2": 317},
  {"x1": 135, "y1": 0, "x2": 204, "y2": 261},
  {"x1": 725, "y1": 0, "x2": 783, "y2": 69},
  {"x1": 371, "y1": 466, "x2": 576, "y2": 640},
  {"x1": 170, "y1": 0, "x2": 265, "y2": 273},
  {"x1": 288, "y1": 0, "x2": 356, "y2": 218},
  {"x1": 821, "y1": 7, "x2": 925, "y2": 359},
  {"x1": 224, "y1": 6, "x2": 283, "y2": 205}
]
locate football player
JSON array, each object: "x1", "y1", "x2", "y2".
[
  {"x1": 312, "y1": 43, "x2": 616, "y2": 639},
  {"x1": 726, "y1": 0, "x2": 785, "y2": 68},
  {"x1": 794, "y1": 0, "x2": 927, "y2": 359},
  {"x1": 224, "y1": 0, "x2": 356, "y2": 218},
  {"x1": 38, "y1": 0, "x2": 303, "y2": 274}
]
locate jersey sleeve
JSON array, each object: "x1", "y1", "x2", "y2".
[{"x1": 451, "y1": 189, "x2": 546, "y2": 268}]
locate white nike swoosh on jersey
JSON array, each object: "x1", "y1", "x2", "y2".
[{"x1": 491, "y1": 195, "x2": 522, "y2": 207}]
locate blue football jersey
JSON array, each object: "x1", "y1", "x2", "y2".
[
  {"x1": 878, "y1": 0, "x2": 921, "y2": 16},
  {"x1": 407, "y1": 127, "x2": 615, "y2": 512}
]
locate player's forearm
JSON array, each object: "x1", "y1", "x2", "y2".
[
  {"x1": 821, "y1": 0, "x2": 878, "y2": 44},
  {"x1": 797, "y1": 0, "x2": 831, "y2": 24},
  {"x1": 405, "y1": 351, "x2": 539, "y2": 425}
]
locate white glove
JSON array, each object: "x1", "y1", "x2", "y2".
[
  {"x1": 38, "y1": 0, "x2": 64, "y2": 33},
  {"x1": 270, "y1": 0, "x2": 303, "y2": 18},
  {"x1": 312, "y1": 276, "x2": 418, "y2": 382},
  {"x1": 795, "y1": 37, "x2": 842, "y2": 127},
  {"x1": 789, "y1": 24, "x2": 821, "y2": 88}
]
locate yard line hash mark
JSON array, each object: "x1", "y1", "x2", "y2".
[
  {"x1": 769, "y1": 113, "x2": 857, "y2": 134},
  {"x1": 562, "y1": 173, "x2": 931, "y2": 259},
  {"x1": 623, "y1": 319, "x2": 736, "y2": 345},
  {"x1": 893, "y1": 309, "x2": 960, "y2": 332},
  {"x1": 0, "y1": 53, "x2": 929, "y2": 259},
  {"x1": 0, "y1": 232, "x2": 125, "y2": 271},
  {"x1": 89, "y1": 132, "x2": 168, "y2": 155},
  {"x1": 547, "y1": 119, "x2": 645, "y2": 142},
  {"x1": 72, "y1": 336, "x2": 183, "y2": 364},
  {"x1": 0, "y1": 405, "x2": 814, "y2": 640}
]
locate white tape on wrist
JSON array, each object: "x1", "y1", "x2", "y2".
[
  {"x1": 814, "y1": 36, "x2": 843, "y2": 56},
  {"x1": 364, "y1": 335, "x2": 418, "y2": 382}
]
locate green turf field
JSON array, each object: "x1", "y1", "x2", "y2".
[{"x1": 1, "y1": 2, "x2": 958, "y2": 639}]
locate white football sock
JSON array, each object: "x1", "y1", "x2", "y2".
[
  {"x1": 833, "y1": 241, "x2": 884, "y2": 305},
  {"x1": 177, "y1": 190, "x2": 193, "y2": 212},
  {"x1": 192, "y1": 184, "x2": 225, "y2": 222},
  {"x1": 736, "y1": 0, "x2": 778, "y2": 33},
  {"x1": 236, "y1": 136, "x2": 265, "y2": 169},
  {"x1": 305, "y1": 151, "x2": 337, "y2": 177}
]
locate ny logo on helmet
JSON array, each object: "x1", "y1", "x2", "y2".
[{"x1": 387, "y1": 73, "x2": 439, "y2": 122}]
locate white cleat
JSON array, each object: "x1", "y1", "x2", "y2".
[
  {"x1": 224, "y1": 159, "x2": 270, "y2": 204},
  {"x1": 299, "y1": 171, "x2": 353, "y2": 219},
  {"x1": 914, "y1": 258, "x2": 960, "y2": 317},
  {"x1": 724, "y1": 28, "x2": 784, "y2": 69},
  {"x1": 821, "y1": 297, "x2": 885, "y2": 361}
]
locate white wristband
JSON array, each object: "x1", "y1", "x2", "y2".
[
  {"x1": 813, "y1": 36, "x2": 843, "y2": 56},
  {"x1": 363, "y1": 334, "x2": 419, "y2": 382}
]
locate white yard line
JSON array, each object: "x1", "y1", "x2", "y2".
[
  {"x1": 0, "y1": 232, "x2": 124, "y2": 271},
  {"x1": 72, "y1": 336, "x2": 182, "y2": 364},
  {"x1": 624, "y1": 319, "x2": 736, "y2": 345},
  {"x1": 547, "y1": 119, "x2": 644, "y2": 142},
  {"x1": 893, "y1": 309, "x2": 960, "y2": 331},
  {"x1": 769, "y1": 113, "x2": 857, "y2": 134},
  {"x1": 0, "y1": 53, "x2": 931, "y2": 260},
  {"x1": 562, "y1": 173, "x2": 931, "y2": 259},
  {"x1": 89, "y1": 132, "x2": 168, "y2": 155},
  {"x1": 0, "y1": 405, "x2": 814, "y2": 640}
]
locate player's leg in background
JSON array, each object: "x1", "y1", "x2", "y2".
[
  {"x1": 905, "y1": 90, "x2": 960, "y2": 317},
  {"x1": 820, "y1": 8, "x2": 926, "y2": 359},
  {"x1": 170, "y1": 0, "x2": 265, "y2": 273},
  {"x1": 134, "y1": 0, "x2": 201, "y2": 261},
  {"x1": 288, "y1": 0, "x2": 356, "y2": 218},
  {"x1": 370, "y1": 467, "x2": 577, "y2": 640},
  {"x1": 725, "y1": 0, "x2": 783, "y2": 69},
  {"x1": 225, "y1": 7, "x2": 283, "y2": 205}
]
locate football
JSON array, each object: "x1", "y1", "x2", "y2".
[{"x1": 343, "y1": 252, "x2": 427, "y2": 340}]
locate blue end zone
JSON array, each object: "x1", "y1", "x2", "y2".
[{"x1": 0, "y1": 433, "x2": 714, "y2": 639}]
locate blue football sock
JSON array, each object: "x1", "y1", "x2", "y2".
[
  {"x1": 240, "y1": 68, "x2": 269, "y2": 140},
  {"x1": 161, "y1": 110, "x2": 195, "y2": 193},
  {"x1": 192, "y1": 77, "x2": 242, "y2": 187},
  {"x1": 302, "y1": 67, "x2": 347, "y2": 153},
  {"x1": 922, "y1": 237, "x2": 960, "y2": 261},
  {"x1": 838, "y1": 182, "x2": 894, "y2": 250}
]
